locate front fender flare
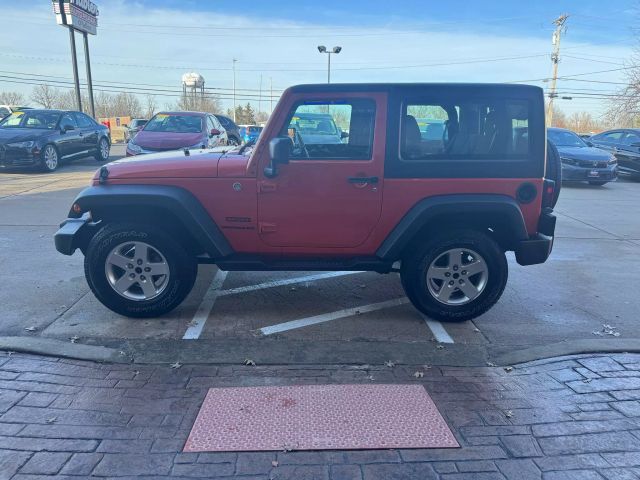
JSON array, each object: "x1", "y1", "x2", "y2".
[{"x1": 69, "y1": 184, "x2": 233, "y2": 259}]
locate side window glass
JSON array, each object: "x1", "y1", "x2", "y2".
[
  {"x1": 604, "y1": 132, "x2": 623, "y2": 141},
  {"x1": 281, "y1": 99, "x2": 376, "y2": 160},
  {"x1": 401, "y1": 99, "x2": 530, "y2": 161},
  {"x1": 623, "y1": 132, "x2": 640, "y2": 145},
  {"x1": 74, "y1": 113, "x2": 93, "y2": 128},
  {"x1": 60, "y1": 114, "x2": 77, "y2": 128}
]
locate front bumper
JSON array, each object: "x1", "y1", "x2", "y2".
[
  {"x1": 514, "y1": 211, "x2": 556, "y2": 266},
  {"x1": 561, "y1": 163, "x2": 617, "y2": 182},
  {"x1": 54, "y1": 214, "x2": 93, "y2": 255},
  {"x1": 0, "y1": 146, "x2": 39, "y2": 167}
]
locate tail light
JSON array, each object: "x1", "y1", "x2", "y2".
[{"x1": 542, "y1": 179, "x2": 556, "y2": 209}]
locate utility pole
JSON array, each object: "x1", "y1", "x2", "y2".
[
  {"x1": 82, "y1": 31, "x2": 95, "y2": 118},
  {"x1": 232, "y1": 59, "x2": 237, "y2": 122},
  {"x1": 546, "y1": 14, "x2": 569, "y2": 127},
  {"x1": 258, "y1": 74, "x2": 262, "y2": 116}
]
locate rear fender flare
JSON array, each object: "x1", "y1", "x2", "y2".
[{"x1": 376, "y1": 194, "x2": 529, "y2": 261}]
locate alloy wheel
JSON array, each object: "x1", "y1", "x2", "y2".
[
  {"x1": 426, "y1": 248, "x2": 489, "y2": 306},
  {"x1": 43, "y1": 145, "x2": 58, "y2": 171},
  {"x1": 99, "y1": 138, "x2": 110, "y2": 159},
  {"x1": 104, "y1": 241, "x2": 170, "y2": 301}
]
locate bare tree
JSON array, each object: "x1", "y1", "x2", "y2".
[
  {"x1": 548, "y1": 104, "x2": 568, "y2": 128},
  {"x1": 144, "y1": 95, "x2": 158, "y2": 118},
  {"x1": 176, "y1": 93, "x2": 221, "y2": 114},
  {"x1": 0, "y1": 91, "x2": 26, "y2": 105},
  {"x1": 31, "y1": 84, "x2": 61, "y2": 109},
  {"x1": 565, "y1": 111, "x2": 602, "y2": 133}
]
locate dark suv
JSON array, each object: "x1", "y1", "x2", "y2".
[
  {"x1": 589, "y1": 128, "x2": 640, "y2": 179},
  {"x1": 55, "y1": 83, "x2": 558, "y2": 321}
]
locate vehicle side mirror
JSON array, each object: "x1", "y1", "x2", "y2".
[
  {"x1": 62, "y1": 124, "x2": 75, "y2": 132},
  {"x1": 341, "y1": 131, "x2": 349, "y2": 139},
  {"x1": 265, "y1": 137, "x2": 293, "y2": 178},
  {"x1": 210, "y1": 128, "x2": 221, "y2": 137}
]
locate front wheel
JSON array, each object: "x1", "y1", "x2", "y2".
[
  {"x1": 94, "y1": 137, "x2": 110, "y2": 162},
  {"x1": 400, "y1": 229, "x2": 508, "y2": 322},
  {"x1": 84, "y1": 223, "x2": 197, "y2": 318},
  {"x1": 40, "y1": 144, "x2": 59, "y2": 172}
]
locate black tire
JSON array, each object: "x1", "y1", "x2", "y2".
[
  {"x1": 84, "y1": 223, "x2": 197, "y2": 318},
  {"x1": 94, "y1": 137, "x2": 110, "y2": 162},
  {"x1": 588, "y1": 181, "x2": 608, "y2": 186},
  {"x1": 400, "y1": 229, "x2": 508, "y2": 322},
  {"x1": 546, "y1": 140, "x2": 562, "y2": 207},
  {"x1": 39, "y1": 144, "x2": 59, "y2": 172}
]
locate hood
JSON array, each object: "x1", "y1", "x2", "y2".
[
  {"x1": 97, "y1": 149, "x2": 224, "y2": 180},
  {"x1": 132, "y1": 130, "x2": 205, "y2": 150},
  {"x1": 0, "y1": 127, "x2": 51, "y2": 143},
  {"x1": 555, "y1": 145, "x2": 612, "y2": 161},
  {"x1": 300, "y1": 133, "x2": 342, "y2": 144}
]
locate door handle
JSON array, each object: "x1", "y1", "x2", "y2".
[{"x1": 347, "y1": 176, "x2": 378, "y2": 184}]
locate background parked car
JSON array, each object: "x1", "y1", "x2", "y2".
[
  {"x1": 126, "y1": 111, "x2": 226, "y2": 156},
  {"x1": 123, "y1": 118, "x2": 148, "y2": 142},
  {"x1": 589, "y1": 128, "x2": 640, "y2": 180},
  {"x1": 547, "y1": 127, "x2": 617, "y2": 186},
  {"x1": 238, "y1": 125, "x2": 264, "y2": 144},
  {"x1": 214, "y1": 114, "x2": 241, "y2": 145},
  {"x1": 0, "y1": 105, "x2": 32, "y2": 120},
  {"x1": 287, "y1": 113, "x2": 345, "y2": 144},
  {"x1": 0, "y1": 109, "x2": 110, "y2": 172}
]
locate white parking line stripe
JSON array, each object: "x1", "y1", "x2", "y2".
[
  {"x1": 259, "y1": 297, "x2": 410, "y2": 336},
  {"x1": 423, "y1": 316, "x2": 455, "y2": 344},
  {"x1": 182, "y1": 270, "x2": 228, "y2": 340},
  {"x1": 218, "y1": 271, "x2": 362, "y2": 297}
]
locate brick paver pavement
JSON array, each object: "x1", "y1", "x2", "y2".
[{"x1": 0, "y1": 351, "x2": 639, "y2": 479}]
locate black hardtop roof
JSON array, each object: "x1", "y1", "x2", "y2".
[{"x1": 288, "y1": 83, "x2": 543, "y2": 94}]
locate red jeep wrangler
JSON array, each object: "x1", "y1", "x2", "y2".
[{"x1": 55, "y1": 83, "x2": 559, "y2": 322}]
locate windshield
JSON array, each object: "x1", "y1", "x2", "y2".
[
  {"x1": 548, "y1": 129, "x2": 587, "y2": 147},
  {"x1": 143, "y1": 114, "x2": 203, "y2": 133},
  {"x1": 290, "y1": 115, "x2": 339, "y2": 136},
  {"x1": 0, "y1": 111, "x2": 60, "y2": 129}
]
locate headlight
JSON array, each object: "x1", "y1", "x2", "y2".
[
  {"x1": 608, "y1": 156, "x2": 617, "y2": 165},
  {"x1": 127, "y1": 141, "x2": 142, "y2": 153},
  {"x1": 7, "y1": 140, "x2": 35, "y2": 149},
  {"x1": 560, "y1": 156, "x2": 576, "y2": 165}
]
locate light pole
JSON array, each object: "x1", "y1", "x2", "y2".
[{"x1": 317, "y1": 46, "x2": 341, "y2": 83}]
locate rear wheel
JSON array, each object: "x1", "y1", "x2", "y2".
[
  {"x1": 84, "y1": 223, "x2": 197, "y2": 318},
  {"x1": 39, "y1": 144, "x2": 59, "y2": 172},
  {"x1": 94, "y1": 137, "x2": 110, "y2": 162},
  {"x1": 400, "y1": 229, "x2": 508, "y2": 322}
]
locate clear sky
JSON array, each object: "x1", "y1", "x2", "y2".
[{"x1": 0, "y1": 0, "x2": 636, "y2": 116}]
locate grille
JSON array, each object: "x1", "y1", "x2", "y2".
[{"x1": 578, "y1": 159, "x2": 608, "y2": 168}]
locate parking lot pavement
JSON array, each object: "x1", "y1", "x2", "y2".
[
  {"x1": 0, "y1": 148, "x2": 639, "y2": 365},
  {"x1": 0, "y1": 351, "x2": 640, "y2": 479}
]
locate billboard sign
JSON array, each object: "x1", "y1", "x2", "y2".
[{"x1": 52, "y1": 0, "x2": 99, "y2": 35}]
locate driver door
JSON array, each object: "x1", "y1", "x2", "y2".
[
  {"x1": 57, "y1": 113, "x2": 82, "y2": 158},
  {"x1": 257, "y1": 94, "x2": 386, "y2": 249}
]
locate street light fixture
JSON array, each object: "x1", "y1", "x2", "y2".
[{"x1": 317, "y1": 46, "x2": 341, "y2": 83}]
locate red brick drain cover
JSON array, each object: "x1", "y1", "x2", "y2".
[{"x1": 184, "y1": 384, "x2": 458, "y2": 452}]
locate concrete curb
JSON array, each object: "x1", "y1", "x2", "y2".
[
  {"x1": 0, "y1": 336, "x2": 128, "y2": 363},
  {"x1": 492, "y1": 338, "x2": 640, "y2": 366}
]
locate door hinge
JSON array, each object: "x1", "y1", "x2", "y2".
[{"x1": 259, "y1": 222, "x2": 277, "y2": 233}]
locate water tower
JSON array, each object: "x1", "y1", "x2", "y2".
[{"x1": 181, "y1": 72, "x2": 205, "y2": 104}]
